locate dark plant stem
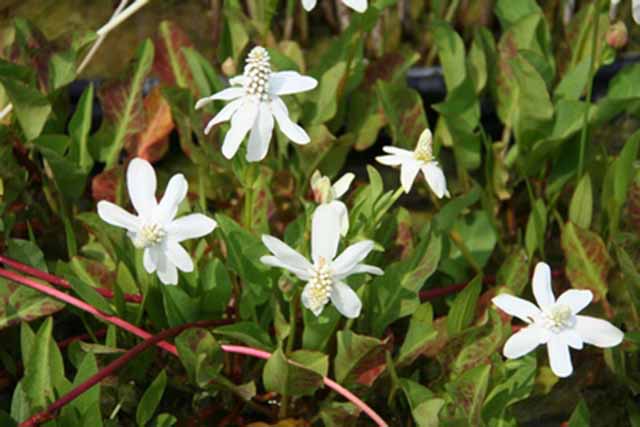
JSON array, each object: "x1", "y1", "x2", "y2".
[
  {"x1": 20, "y1": 320, "x2": 220, "y2": 427},
  {"x1": 0, "y1": 255, "x2": 143, "y2": 304}
]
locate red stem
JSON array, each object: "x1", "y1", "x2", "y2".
[
  {"x1": 20, "y1": 320, "x2": 220, "y2": 427},
  {"x1": 0, "y1": 255, "x2": 143, "y2": 304}
]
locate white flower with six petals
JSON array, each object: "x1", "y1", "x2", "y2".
[
  {"x1": 195, "y1": 46, "x2": 318, "y2": 162},
  {"x1": 310, "y1": 170, "x2": 355, "y2": 236},
  {"x1": 376, "y1": 128, "x2": 450, "y2": 198},
  {"x1": 97, "y1": 158, "x2": 217, "y2": 285},
  {"x1": 260, "y1": 204, "x2": 383, "y2": 318},
  {"x1": 492, "y1": 262, "x2": 624, "y2": 378},
  {"x1": 301, "y1": 0, "x2": 367, "y2": 13}
]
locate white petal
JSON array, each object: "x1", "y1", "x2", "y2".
[
  {"x1": 376, "y1": 154, "x2": 404, "y2": 166},
  {"x1": 154, "y1": 174, "x2": 188, "y2": 225},
  {"x1": 270, "y1": 96, "x2": 310, "y2": 145},
  {"x1": 332, "y1": 173, "x2": 355, "y2": 199},
  {"x1": 221, "y1": 101, "x2": 258, "y2": 158},
  {"x1": 269, "y1": 71, "x2": 318, "y2": 96},
  {"x1": 261, "y1": 235, "x2": 313, "y2": 278},
  {"x1": 547, "y1": 334, "x2": 573, "y2": 377},
  {"x1": 417, "y1": 128, "x2": 432, "y2": 148},
  {"x1": 422, "y1": 162, "x2": 449, "y2": 198},
  {"x1": 330, "y1": 281, "x2": 362, "y2": 318},
  {"x1": 97, "y1": 201, "x2": 140, "y2": 232},
  {"x1": 301, "y1": 282, "x2": 325, "y2": 316},
  {"x1": 341, "y1": 0, "x2": 367, "y2": 12},
  {"x1": 311, "y1": 204, "x2": 341, "y2": 264},
  {"x1": 229, "y1": 75, "x2": 246, "y2": 86},
  {"x1": 204, "y1": 98, "x2": 244, "y2": 135},
  {"x1": 246, "y1": 102, "x2": 275, "y2": 162},
  {"x1": 382, "y1": 146, "x2": 414, "y2": 157},
  {"x1": 195, "y1": 87, "x2": 244, "y2": 110},
  {"x1": 155, "y1": 253, "x2": 178, "y2": 285},
  {"x1": 533, "y1": 262, "x2": 555, "y2": 309},
  {"x1": 503, "y1": 326, "x2": 547, "y2": 359},
  {"x1": 560, "y1": 329, "x2": 584, "y2": 350},
  {"x1": 329, "y1": 200, "x2": 349, "y2": 236},
  {"x1": 165, "y1": 240, "x2": 194, "y2": 272},
  {"x1": 556, "y1": 289, "x2": 593, "y2": 315},
  {"x1": 492, "y1": 294, "x2": 541, "y2": 323},
  {"x1": 331, "y1": 240, "x2": 375, "y2": 277},
  {"x1": 400, "y1": 159, "x2": 421, "y2": 193},
  {"x1": 347, "y1": 264, "x2": 384, "y2": 276},
  {"x1": 301, "y1": 0, "x2": 317, "y2": 11},
  {"x1": 127, "y1": 158, "x2": 157, "y2": 219},
  {"x1": 143, "y1": 248, "x2": 157, "y2": 273},
  {"x1": 575, "y1": 315, "x2": 624, "y2": 348},
  {"x1": 633, "y1": 0, "x2": 640, "y2": 24},
  {"x1": 166, "y1": 213, "x2": 217, "y2": 242},
  {"x1": 260, "y1": 256, "x2": 311, "y2": 281}
]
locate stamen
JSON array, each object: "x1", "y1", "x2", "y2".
[
  {"x1": 542, "y1": 304, "x2": 575, "y2": 333},
  {"x1": 306, "y1": 257, "x2": 333, "y2": 314},
  {"x1": 133, "y1": 223, "x2": 165, "y2": 249},
  {"x1": 244, "y1": 46, "x2": 271, "y2": 102}
]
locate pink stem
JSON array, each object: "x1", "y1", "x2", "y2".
[
  {"x1": 1, "y1": 268, "x2": 389, "y2": 427},
  {"x1": 0, "y1": 255, "x2": 143, "y2": 304},
  {"x1": 0, "y1": 268, "x2": 175, "y2": 353}
]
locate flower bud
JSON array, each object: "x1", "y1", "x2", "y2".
[{"x1": 606, "y1": 21, "x2": 628, "y2": 49}]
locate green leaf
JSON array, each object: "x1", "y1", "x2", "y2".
[
  {"x1": 49, "y1": 50, "x2": 77, "y2": 91},
  {"x1": 308, "y1": 61, "x2": 345, "y2": 125},
  {"x1": 199, "y1": 259, "x2": 232, "y2": 316},
  {"x1": 525, "y1": 199, "x2": 547, "y2": 257},
  {"x1": 614, "y1": 131, "x2": 640, "y2": 207},
  {"x1": 447, "y1": 364, "x2": 491, "y2": 425},
  {"x1": 104, "y1": 39, "x2": 155, "y2": 168},
  {"x1": 400, "y1": 379, "x2": 444, "y2": 427},
  {"x1": 482, "y1": 356, "x2": 536, "y2": 424},
  {"x1": 561, "y1": 222, "x2": 610, "y2": 300},
  {"x1": 161, "y1": 286, "x2": 199, "y2": 327},
  {"x1": 0, "y1": 75, "x2": 50, "y2": 141},
  {"x1": 69, "y1": 84, "x2": 94, "y2": 172},
  {"x1": 213, "y1": 322, "x2": 274, "y2": 351},
  {"x1": 68, "y1": 274, "x2": 114, "y2": 315},
  {"x1": 35, "y1": 135, "x2": 88, "y2": 199},
  {"x1": 376, "y1": 79, "x2": 429, "y2": 149},
  {"x1": 176, "y1": 328, "x2": 223, "y2": 387},
  {"x1": 397, "y1": 303, "x2": 437, "y2": 367},
  {"x1": 263, "y1": 347, "x2": 323, "y2": 397},
  {"x1": 69, "y1": 353, "x2": 101, "y2": 420},
  {"x1": 569, "y1": 174, "x2": 593, "y2": 229},
  {"x1": 447, "y1": 275, "x2": 482, "y2": 336},
  {"x1": 496, "y1": 248, "x2": 529, "y2": 295},
  {"x1": 22, "y1": 317, "x2": 54, "y2": 411},
  {"x1": 334, "y1": 331, "x2": 385, "y2": 386},
  {"x1": 568, "y1": 399, "x2": 590, "y2": 427},
  {"x1": 136, "y1": 370, "x2": 167, "y2": 426},
  {"x1": 495, "y1": 0, "x2": 541, "y2": 27},
  {"x1": 152, "y1": 413, "x2": 177, "y2": 427}
]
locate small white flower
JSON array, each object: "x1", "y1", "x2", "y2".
[
  {"x1": 610, "y1": 0, "x2": 640, "y2": 24},
  {"x1": 376, "y1": 128, "x2": 450, "y2": 198},
  {"x1": 492, "y1": 262, "x2": 624, "y2": 378},
  {"x1": 260, "y1": 204, "x2": 383, "y2": 318},
  {"x1": 195, "y1": 46, "x2": 318, "y2": 162},
  {"x1": 302, "y1": 0, "x2": 367, "y2": 13},
  {"x1": 310, "y1": 170, "x2": 355, "y2": 236},
  {"x1": 97, "y1": 158, "x2": 217, "y2": 285}
]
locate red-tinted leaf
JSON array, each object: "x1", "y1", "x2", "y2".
[
  {"x1": 153, "y1": 20, "x2": 194, "y2": 89},
  {"x1": 129, "y1": 87, "x2": 174, "y2": 163}
]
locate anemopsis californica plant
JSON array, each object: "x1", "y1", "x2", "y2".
[
  {"x1": 492, "y1": 262, "x2": 624, "y2": 378},
  {"x1": 376, "y1": 128, "x2": 450, "y2": 198},
  {"x1": 97, "y1": 158, "x2": 217, "y2": 285},
  {"x1": 260, "y1": 204, "x2": 383, "y2": 318},
  {"x1": 310, "y1": 170, "x2": 355, "y2": 236},
  {"x1": 301, "y1": 0, "x2": 368, "y2": 13},
  {"x1": 195, "y1": 46, "x2": 318, "y2": 162}
]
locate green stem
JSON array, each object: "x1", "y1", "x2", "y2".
[
  {"x1": 281, "y1": 290, "x2": 300, "y2": 419},
  {"x1": 578, "y1": 4, "x2": 601, "y2": 178},
  {"x1": 284, "y1": 0, "x2": 296, "y2": 40},
  {"x1": 243, "y1": 165, "x2": 256, "y2": 229}
]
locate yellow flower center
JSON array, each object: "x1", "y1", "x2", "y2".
[
  {"x1": 306, "y1": 257, "x2": 333, "y2": 313},
  {"x1": 542, "y1": 304, "x2": 574, "y2": 332}
]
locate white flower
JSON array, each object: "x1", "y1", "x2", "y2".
[
  {"x1": 302, "y1": 0, "x2": 367, "y2": 13},
  {"x1": 610, "y1": 0, "x2": 640, "y2": 24},
  {"x1": 97, "y1": 158, "x2": 217, "y2": 285},
  {"x1": 310, "y1": 170, "x2": 355, "y2": 236},
  {"x1": 376, "y1": 128, "x2": 450, "y2": 198},
  {"x1": 195, "y1": 46, "x2": 318, "y2": 162},
  {"x1": 260, "y1": 204, "x2": 383, "y2": 318},
  {"x1": 492, "y1": 262, "x2": 624, "y2": 378}
]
